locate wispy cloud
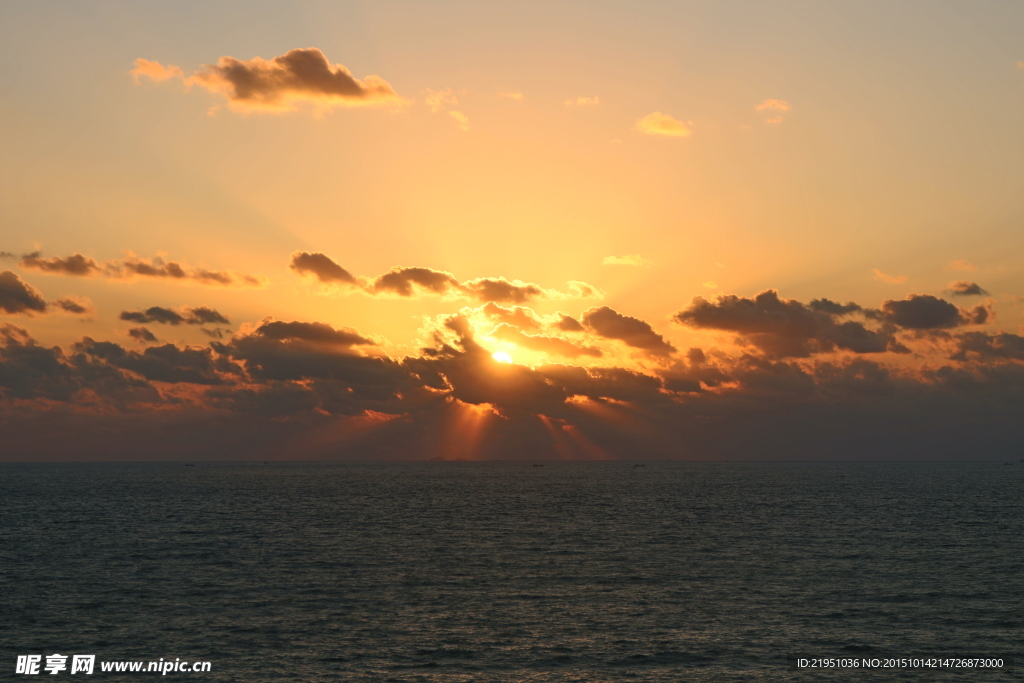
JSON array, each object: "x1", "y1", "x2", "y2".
[
  {"x1": 602, "y1": 254, "x2": 651, "y2": 267},
  {"x1": 872, "y1": 268, "x2": 908, "y2": 285},
  {"x1": 565, "y1": 96, "x2": 599, "y2": 106},
  {"x1": 635, "y1": 112, "x2": 692, "y2": 137},
  {"x1": 755, "y1": 99, "x2": 791, "y2": 112}
]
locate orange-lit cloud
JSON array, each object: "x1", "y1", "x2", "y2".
[
  {"x1": 602, "y1": 254, "x2": 651, "y2": 267},
  {"x1": 422, "y1": 87, "x2": 458, "y2": 113},
  {"x1": 449, "y1": 111, "x2": 470, "y2": 131},
  {"x1": 872, "y1": 268, "x2": 908, "y2": 284},
  {"x1": 755, "y1": 99, "x2": 791, "y2": 112},
  {"x1": 635, "y1": 112, "x2": 692, "y2": 137},
  {"x1": 498, "y1": 91, "x2": 524, "y2": 100},
  {"x1": 132, "y1": 48, "x2": 401, "y2": 114},
  {"x1": 491, "y1": 324, "x2": 602, "y2": 359},
  {"x1": 947, "y1": 260, "x2": 977, "y2": 272},
  {"x1": 565, "y1": 96, "x2": 599, "y2": 106},
  {"x1": 130, "y1": 58, "x2": 183, "y2": 84}
]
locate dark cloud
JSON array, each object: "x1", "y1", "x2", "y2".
[
  {"x1": 165, "y1": 48, "x2": 401, "y2": 112},
  {"x1": 128, "y1": 327, "x2": 158, "y2": 343},
  {"x1": 290, "y1": 252, "x2": 358, "y2": 285},
  {"x1": 809, "y1": 298, "x2": 861, "y2": 315},
  {"x1": 74, "y1": 338, "x2": 234, "y2": 386},
  {"x1": 119, "y1": 306, "x2": 231, "y2": 326},
  {"x1": 20, "y1": 252, "x2": 100, "y2": 276},
  {"x1": 252, "y1": 320, "x2": 375, "y2": 347},
  {"x1": 20, "y1": 251, "x2": 264, "y2": 288},
  {"x1": 292, "y1": 252, "x2": 599, "y2": 303},
  {"x1": 879, "y1": 294, "x2": 963, "y2": 329},
  {"x1": 0, "y1": 325, "x2": 158, "y2": 403},
  {"x1": 675, "y1": 290, "x2": 895, "y2": 358},
  {"x1": 583, "y1": 306, "x2": 676, "y2": 356},
  {"x1": 50, "y1": 298, "x2": 92, "y2": 315},
  {"x1": 556, "y1": 314, "x2": 584, "y2": 332},
  {"x1": 371, "y1": 267, "x2": 460, "y2": 296},
  {"x1": 951, "y1": 332, "x2": 1024, "y2": 362},
  {"x1": 949, "y1": 281, "x2": 988, "y2": 297},
  {"x1": 0, "y1": 271, "x2": 47, "y2": 315},
  {"x1": 106, "y1": 256, "x2": 263, "y2": 287},
  {"x1": 121, "y1": 307, "x2": 186, "y2": 325}
]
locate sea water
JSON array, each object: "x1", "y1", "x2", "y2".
[{"x1": 1, "y1": 461, "x2": 1020, "y2": 681}]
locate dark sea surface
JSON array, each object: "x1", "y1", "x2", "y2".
[{"x1": 1, "y1": 461, "x2": 1021, "y2": 682}]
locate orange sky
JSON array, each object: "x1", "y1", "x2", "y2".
[{"x1": 2, "y1": 1, "x2": 1024, "y2": 460}]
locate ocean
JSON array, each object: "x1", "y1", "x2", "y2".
[{"x1": 1, "y1": 461, "x2": 1020, "y2": 681}]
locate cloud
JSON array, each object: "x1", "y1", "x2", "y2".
[
  {"x1": 133, "y1": 49, "x2": 401, "y2": 114},
  {"x1": 0, "y1": 271, "x2": 47, "y2": 315},
  {"x1": 130, "y1": 58, "x2": 183, "y2": 83},
  {"x1": 51, "y1": 297, "x2": 93, "y2": 315},
  {"x1": 119, "y1": 306, "x2": 230, "y2": 326},
  {"x1": 602, "y1": 254, "x2": 651, "y2": 267},
  {"x1": 947, "y1": 260, "x2": 976, "y2": 272},
  {"x1": 4, "y1": 291, "x2": 1024, "y2": 461},
  {"x1": 491, "y1": 324, "x2": 602, "y2": 359},
  {"x1": 582, "y1": 306, "x2": 676, "y2": 356},
  {"x1": 951, "y1": 331, "x2": 1024, "y2": 362},
  {"x1": 479, "y1": 302, "x2": 543, "y2": 331},
  {"x1": 949, "y1": 281, "x2": 989, "y2": 296},
  {"x1": 292, "y1": 252, "x2": 600, "y2": 303},
  {"x1": 19, "y1": 252, "x2": 100, "y2": 276},
  {"x1": 878, "y1": 294, "x2": 963, "y2": 329},
  {"x1": 449, "y1": 111, "x2": 470, "y2": 131},
  {"x1": 128, "y1": 327, "x2": 158, "y2": 343},
  {"x1": 422, "y1": 88, "x2": 458, "y2": 112},
  {"x1": 498, "y1": 91, "x2": 524, "y2": 100},
  {"x1": 106, "y1": 255, "x2": 264, "y2": 287},
  {"x1": 75, "y1": 338, "x2": 235, "y2": 386},
  {"x1": 674, "y1": 290, "x2": 893, "y2": 357},
  {"x1": 290, "y1": 251, "x2": 358, "y2": 285},
  {"x1": 20, "y1": 251, "x2": 264, "y2": 288},
  {"x1": 755, "y1": 99, "x2": 791, "y2": 112},
  {"x1": 635, "y1": 112, "x2": 692, "y2": 137},
  {"x1": 251, "y1": 320, "x2": 376, "y2": 348},
  {"x1": 556, "y1": 314, "x2": 584, "y2": 332},
  {"x1": 370, "y1": 267, "x2": 461, "y2": 297},
  {"x1": 565, "y1": 96, "x2": 599, "y2": 106},
  {"x1": 872, "y1": 268, "x2": 908, "y2": 284}
]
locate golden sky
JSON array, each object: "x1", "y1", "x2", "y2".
[{"x1": 2, "y1": 1, "x2": 1024, "y2": 460}]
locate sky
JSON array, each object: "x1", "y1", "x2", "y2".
[{"x1": 2, "y1": 0, "x2": 1024, "y2": 460}]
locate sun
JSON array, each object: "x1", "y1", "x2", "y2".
[{"x1": 492, "y1": 351, "x2": 513, "y2": 363}]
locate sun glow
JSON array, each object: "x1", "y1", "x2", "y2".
[{"x1": 492, "y1": 351, "x2": 513, "y2": 363}]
